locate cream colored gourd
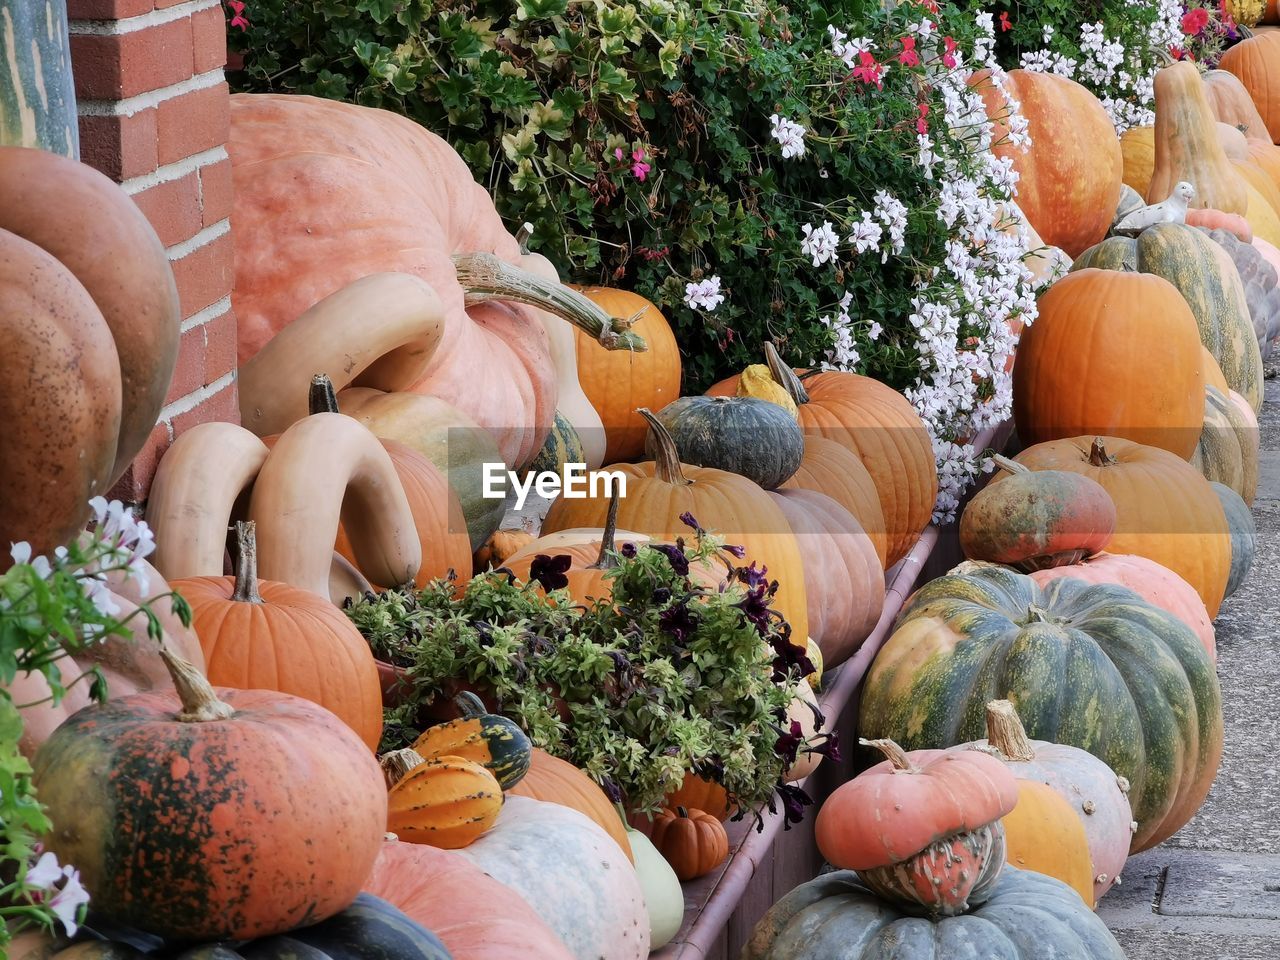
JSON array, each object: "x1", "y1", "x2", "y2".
[
  {"x1": 248, "y1": 413, "x2": 421, "y2": 599},
  {"x1": 147, "y1": 422, "x2": 271, "y2": 579},
  {"x1": 784, "y1": 680, "x2": 824, "y2": 783},
  {"x1": 330, "y1": 551, "x2": 375, "y2": 607},
  {"x1": 620, "y1": 805, "x2": 684, "y2": 949},
  {"x1": 238, "y1": 273, "x2": 446, "y2": 438},
  {"x1": 518, "y1": 238, "x2": 606, "y2": 470}
]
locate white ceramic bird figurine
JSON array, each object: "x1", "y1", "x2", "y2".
[{"x1": 1112, "y1": 181, "x2": 1196, "y2": 236}]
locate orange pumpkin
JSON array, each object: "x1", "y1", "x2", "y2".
[
  {"x1": 1120, "y1": 125, "x2": 1154, "y2": 195},
  {"x1": 1148, "y1": 61, "x2": 1249, "y2": 214},
  {"x1": 1219, "y1": 32, "x2": 1280, "y2": 144},
  {"x1": 540, "y1": 409, "x2": 810, "y2": 645},
  {"x1": 650, "y1": 807, "x2": 730, "y2": 881},
  {"x1": 172, "y1": 522, "x2": 384, "y2": 751},
  {"x1": 31, "y1": 650, "x2": 387, "y2": 941},
  {"x1": 707, "y1": 344, "x2": 936, "y2": 567},
  {"x1": 1204, "y1": 69, "x2": 1273, "y2": 143},
  {"x1": 1000, "y1": 779, "x2": 1096, "y2": 908},
  {"x1": 1012, "y1": 269, "x2": 1205, "y2": 459},
  {"x1": 665, "y1": 774, "x2": 735, "y2": 822},
  {"x1": 571, "y1": 286, "x2": 682, "y2": 463},
  {"x1": 507, "y1": 748, "x2": 634, "y2": 863},
  {"x1": 1186, "y1": 207, "x2": 1254, "y2": 241},
  {"x1": 1013, "y1": 437, "x2": 1232, "y2": 617},
  {"x1": 473, "y1": 528, "x2": 536, "y2": 573},
  {"x1": 778, "y1": 436, "x2": 887, "y2": 569},
  {"x1": 970, "y1": 70, "x2": 1122, "y2": 257},
  {"x1": 228, "y1": 94, "x2": 640, "y2": 468}
]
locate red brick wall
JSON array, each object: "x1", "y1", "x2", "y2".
[{"x1": 68, "y1": 0, "x2": 237, "y2": 504}]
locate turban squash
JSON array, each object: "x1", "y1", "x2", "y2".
[
  {"x1": 32, "y1": 651, "x2": 388, "y2": 940},
  {"x1": 0, "y1": 148, "x2": 179, "y2": 558},
  {"x1": 228, "y1": 94, "x2": 641, "y2": 469},
  {"x1": 858, "y1": 564, "x2": 1223, "y2": 852}
]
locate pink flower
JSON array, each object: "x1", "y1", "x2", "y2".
[
  {"x1": 916, "y1": 102, "x2": 929, "y2": 135},
  {"x1": 852, "y1": 51, "x2": 885, "y2": 89},
  {"x1": 999, "y1": 11, "x2": 1012, "y2": 32},
  {"x1": 942, "y1": 36, "x2": 958, "y2": 69},
  {"x1": 898, "y1": 36, "x2": 920, "y2": 67},
  {"x1": 615, "y1": 147, "x2": 625, "y2": 161},
  {"x1": 227, "y1": 0, "x2": 248, "y2": 30},
  {"x1": 1181, "y1": 7, "x2": 1209, "y2": 35},
  {"x1": 631, "y1": 148, "x2": 651, "y2": 181}
]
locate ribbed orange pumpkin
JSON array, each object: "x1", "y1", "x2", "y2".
[
  {"x1": 665, "y1": 774, "x2": 735, "y2": 821},
  {"x1": 970, "y1": 70, "x2": 1122, "y2": 257},
  {"x1": 778, "y1": 436, "x2": 887, "y2": 569},
  {"x1": 1013, "y1": 269, "x2": 1205, "y2": 459},
  {"x1": 650, "y1": 807, "x2": 729, "y2": 881},
  {"x1": 1013, "y1": 437, "x2": 1232, "y2": 617},
  {"x1": 31, "y1": 651, "x2": 387, "y2": 941},
  {"x1": 1219, "y1": 32, "x2": 1280, "y2": 144},
  {"x1": 571, "y1": 286, "x2": 682, "y2": 463},
  {"x1": 383, "y1": 749, "x2": 503, "y2": 849},
  {"x1": 507, "y1": 748, "x2": 634, "y2": 863},
  {"x1": 707, "y1": 344, "x2": 936, "y2": 567},
  {"x1": 769, "y1": 488, "x2": 884, "y2": 669},
  {"x1": 172, "y1": 522, "x2": 384, "y2": 751},
  {"x1": 540, "y1": 409, "x2": 810, "y2": 645},
  {"x1": 1120, "y1": 125, "x2": 1154, "y2": 194}
]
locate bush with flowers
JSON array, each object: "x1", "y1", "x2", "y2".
[
  {"x1": 233, "y1": 0, "x2": 1044, "y2": 518},
  {"x1": 0, "y1": 500, "x2": 183, "y2": 947}
]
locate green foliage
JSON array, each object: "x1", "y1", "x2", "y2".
[
  {"x1": 231, "y1": 0, "x2": 1003, "y2": 394},
  {"x1": 347, "y1": 526, "x2": 831, "y2": 818}
]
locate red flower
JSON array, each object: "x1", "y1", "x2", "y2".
[
  {"x1": 916, "y1": 102, "x2": 930, "y2": 135},
  {"x1": 226, "y1": 0, "x2": 248, "y2": 30},
  {"x1": 1181, "y1": 7, "x2": 1210, "y2": 35},
  {"x1": 853, "y1": 50, "x2": 885, "y2": 89},
  {"x1": 942, "y1": 35, "x2": 958, "y2": 69},
  {"x1": 917, "y1": 0, "x2": 940, "y2": 12},
  {"x1": 898, "y1": 36, "x2": 920, "y2": 67},
  {"x1": 999, "y1": 11, "x2": 1012, "y2": 32}
]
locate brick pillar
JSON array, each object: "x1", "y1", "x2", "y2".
[{"x1": 67, "y1": 0, "x2": 238, "y2": 504}]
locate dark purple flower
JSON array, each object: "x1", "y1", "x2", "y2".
[
  {"x1": 777, "y1": 783, "x2": 813, "y2": 828},
  {"x1": 652, "y1": 586, "x2": 672, "y2": 605},
  {"x1": 734, "y1": 561, "x2": 770, "y2": 591},
  {"x1": 529, "y1": 553, "x2": 572, "y2": 591},
  {"x1": 650, "y1": 543, "x2": 690, "y2": 578},
  {"x1": 601, "y1": 778, "x2": 623, "y2": 804},
  {"x1": 774, "y1": 720, "x2": 805, "y2": 766},
  {"x1": 659, "y1": 601, "x2": 700, "y2": 642},
  {"x1": 738, "y1": 584, "x2": 775, "y2": 637},
  {"x1": 679, "y1": 511, "x2": 701, "y2": 532},
  {"x1": 770, "y1": 634, "x2": 815, "y2": 682},
  {"x1": 723, "y1": 543, "x2": 747, "y2": 559},
  {"x1": 811, "y1": 731, "x2": 841, "y2": 763},
  {"x1": 620, "y1": 541, "x2": 637, "y2": 558}
]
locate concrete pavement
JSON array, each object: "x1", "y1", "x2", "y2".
[{"x1": 1098, "y1": 376, "x2": 1280, "y2": 954}]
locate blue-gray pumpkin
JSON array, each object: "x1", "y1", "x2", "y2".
[
  {"x1": 741, "y1": 867, "x2": 1126, "y2": 960},
  {"x1": 646, "y1": 396, "x2": 803, "y2": 489},
  {"x1": 1212, "y1": 481, "x2": 1256, "y2": 598}
]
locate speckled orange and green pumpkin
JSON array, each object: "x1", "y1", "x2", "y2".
[
  {"x1": 858, "y1": 564, "x2": 1222, "y2": 852},
  {"x1": 411, "y1": 691, "x2": 531, "y2": 789},
  {"x1": 31, "y1": 653, "x2": 388, "y2": 941}
]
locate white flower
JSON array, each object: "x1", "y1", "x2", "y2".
[
  {"x1": 769, "y1": 114, "x2": 807, "y2": 159},
  {"x1": 873, "y1": 190, "x2": 909, "y2": 259},
  {"x1": 49, "y1": 869, "x2": 90, "y2": 937},
  {"x1": 684, "y1": 276, "x2": 725, "y2": 312},
  {"x1": 848, "y1": 214, "x2": 883, "y2": 255},
  {"x1": 828, "y1": 25, "x2": 875, "y2": 68},
  {"x1": 25, "y1": 852, "x2": 64, "y2": 890},
  {"x1": 10, "y1": 541, "x2": 33, "y2": 566},
  {"x1": 800, "y1": 221, "x2": 841, "y2": 267},
  {"x1": 867, "y1": 321, "x2": 883, "y2": 341}
]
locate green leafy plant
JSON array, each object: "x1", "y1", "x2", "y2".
[
  {"x1": 0, "y1": 499, "x2": 190, "y2": 946},
  {"x1": 347, "y1": 517, "x2": 835, "y2": 820}
]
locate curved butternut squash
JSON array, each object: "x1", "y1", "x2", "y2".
[
  {"x1": 1148, "y1": 61, "x2": 1249, "y2": 214},
  {"x1": 339, "y1": 388, "x2": 507, "y2": 550},
  {"x1": 1204, "y1": 70, "x2": 1272, "y2": 141},
  {"x1": 238, "y1": 273, "x2": 445, "y2": 437},
  {"x1": 248, "y1": 412, "x2": 421, "y2": 599},
  {"x1": 147, "y1": 422, "x2": 271, "y2": 579},
  {"x1": 330, "y1": 550, "x2": 374, "y2": 607},
  {"x1": 520, "y1": 251, "x2": 606, "y2": 471}
]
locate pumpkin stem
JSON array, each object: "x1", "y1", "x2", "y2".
[
  {"x1": 158, "y1": 647, "x2": 236, "y2": 723},
  {"x1": 589, "y1": 490, "x2": 622, "y2": 571},
  {"x1": 380, "y1": 748, "x2": 426, "y2": 790},
  {"x1": 308, "y1": 373, "x2": 340, "y2": 415},
  {"x1": 763, "y1": 341, "x2": 809, "y2": 406},
  {"x1": 230, "y1": 521, "x2": 264, "y2": 604},
  {"x1": 637, "y1": 408, "x2": 692, "y2": 487},
  {"x1": 859, "y1": 737, "x2": 916, "y2": 772},
  {"x1": 453, "y1": 690, "x2": 487, "y2": 719},
  {"x1": 984, "y1": 700, "x2": 1036, "y2": 762},
  {"x1": 1087, "y1": 437, "x2": 1116, "y2": 467},
  {"x1": 451, "y1": 253, "x2": 648, "y2": 353},
  {"x1": 676, "y1": 805, "x2": 690, "y2": 819},
  {"x1": 515, "y1": 222, "x2": 534, "y2": 255},
  {"x1": 990, "y1": 454, "x2": 1028, "y2": 476}
]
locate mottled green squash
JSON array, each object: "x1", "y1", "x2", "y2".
[
  {"x1": 742, "y1": 867, "x2": 1126, "y2": 960},
  {"x1": 1213, "y1": 481, "x2": 1256, "y2": 599},
  {"x1": 859, "y1": 564, "x2": 1222, "y2": 853},
  {"x1": 0, "y1": 1, "x2": 78, "y2": 156},
  {"x1": 525, "y1": 411, "x2": 585, "y2": 478},
  {"x1": 1074, "y1": 222, "x2": 1263, "y2": 410},
  {"x1": 647, "y1": 395, "x2": 804, "y2": 490},
  {"x1": 411, "y1": 691, "x2": 532, "y2": 790},
  {"x1": 1192, "y1": 385, "x2": 1259, "y2": 504}
]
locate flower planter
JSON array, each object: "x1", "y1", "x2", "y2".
[{"x1": 649, "y1": 420, "x2": 1013, "y2": 959}]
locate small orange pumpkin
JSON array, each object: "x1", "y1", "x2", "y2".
[
  {"x1": 650, "y1": 806, "x2": 730, "y2": 881},
  {"x1": 383, "y1": 748, "x2": 503, "y2": 849}
]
